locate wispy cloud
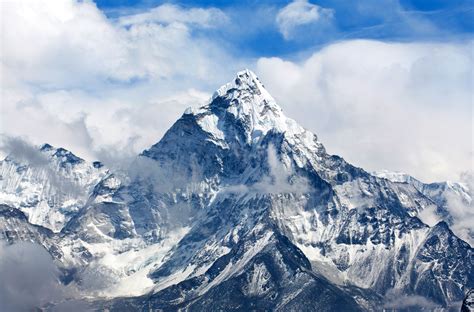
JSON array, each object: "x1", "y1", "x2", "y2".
[
  {"x1": 117, "y1": 3, "x2": 229, "y2": 28},
  {"x1": 0, "y1": 136, "x2": 49, "y2": 167},
  {"x1": 383, "y1": 289, "x2": 439, "y2": 309},
  {"x1": 445, "y1": 171, "x2": 474, "y2": 244},
  {"x1": 225, "y1": 144, "x2": 309, "y2": 196}
]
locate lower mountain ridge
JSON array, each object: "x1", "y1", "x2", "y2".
[{"x1": 0, "y1": 70, "x2": 472, "y2": 311}]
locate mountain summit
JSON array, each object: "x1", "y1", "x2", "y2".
[
  {"x1": 191, "y1": 69, "x2": 313, "y2": 145},
  {"x1": 0, "y1": 71, "x2": 472, "y2": 311}
]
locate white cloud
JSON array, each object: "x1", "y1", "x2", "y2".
[
  {"x1": 1, "y1": 0, "x2": 129, "y2": 87},
  {"x1": 225, "y1": 145, "x2": 309, "y2": 196},
  {"x1": 117, "y1": 3, "x2": 228, "y2": 28},
  {"x1": 253, "y1": 144, "x2": 309, "y2": 195},
  {"x1": 0, "y1": 0, "x2": 241, "y2": 160},
  {"x1": 256, "y1": 40, "x2": 473, "y2": 182},
  {"x1": 276, "y1": 0, "x2": 334, "y2": 40},
  {"x1": 383, "y1": 289, "x2": 439, "y2": 309},
  {"x1": 1, "y1": 1, "x2": 233, "y2": 87},
  {"x1": 417, "y1": 204, "x2": 442, "y2": 227},
  {"x1": 0, "y1": 1, "x2": 471, "y2": 185}
]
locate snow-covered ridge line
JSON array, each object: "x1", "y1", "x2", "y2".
[
  {"x1": 373, "y1": 169, "x2": 472, "y2": 244},
  {"x1": 0, "y1": 143, "x2": 107, "y2": 232}
]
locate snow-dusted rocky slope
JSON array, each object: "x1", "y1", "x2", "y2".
[
  {"x1": 0, "y1": 144, "x2": 106, "y2": 232},
  {"x1": 374, "y1": 170, "x2": 473, "y2": 244},
  {"x1": 0, "y1": 70, "x2": 472, "y2": 311}
]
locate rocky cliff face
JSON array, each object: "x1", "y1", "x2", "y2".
[{"x1": 0, "y1": 70, "x2": 472, "y2": 311}]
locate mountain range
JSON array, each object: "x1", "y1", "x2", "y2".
[{"x1": 0, "y1": 70, "x2": 472, "y2": 311}]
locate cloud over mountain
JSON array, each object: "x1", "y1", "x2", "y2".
[
  {"x1": 257, "y1": 40, "x2": 473, "y2": 182},
  {"x1": 0, "y1": 0, "x2": 471, "y2": 183}
]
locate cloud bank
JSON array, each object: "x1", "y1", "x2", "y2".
[
  {"x1": 0, "y1": 0, "x2": 471, "y2": 184},
  {"x1": 0, "y1": 242, "x2": 95, "y2": 311},
  {"x1": 383, "y1": 289, "x2": 439, "y2": 309},
  {"x1": 256, "y1": 40, "x2": 473, "y2": 182},
  {"x1": 1, "y1": 0, "x2": 239, "y2": 160}
]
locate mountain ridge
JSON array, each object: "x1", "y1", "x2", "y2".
[{"x1": 0, "y1": 70, "x2": 472, "y2": 311}]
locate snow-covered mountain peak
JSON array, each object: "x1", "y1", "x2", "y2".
[
  {"x1": 373, "y1": 169, "x2": 471, "y2": 202},
  {"x1": 373, "y1": 169, "x2": 473, "y2": 243},
  {"x1": 211, "y1": 69, "x2": 272, "y2": 102},
  {"x1": 143, "y1": 70, "x2": 324, "y2": 185},
  {"x1": 39, "y1": 143, "x2": 85, "y2": 167},
  {"x1": 40, "y1": 143, "x2": 54, "y2": 152},
  {"x1": 2, "y1": 143, "x2": 84, "y2": 170},
  {"x1": 38, "y1": 143, "x2": 104, "y2": 170},
  {"x1": 0, "y1": 143, "x2": 107, "y2": 232},
  {"x1": 182, "y1": 69, "x2": 312, "y2": 146},
  {"x1": 211, "y1": 69, "x2": 283, "y2": 126}
]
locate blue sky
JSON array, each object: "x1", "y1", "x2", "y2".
[
  {"x1": 1, "y1": 0, "x2": 473, "y2": 182},
  {"x1": 94, "y1": 0, "x2": 473, "y2": 58}
]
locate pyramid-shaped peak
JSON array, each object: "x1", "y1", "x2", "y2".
[
  {"x1": 146, "y1": 69, "x2": 323, "y2": 167},
  {"x1": 234, "y1": 69, "x2": 262, "y2": 87},
  {"x1": 178, "y1": 69, "x2": 314, "y2": 146},
  {"x1": 211, "y1": 69, "x2": 272, "y2": 102},
  {"x1": 40, "y1": 143, "x2": 54, "y2": 152},
  {"x1": 41, "y1": 144, "x2": 85, "y2": 166}
]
